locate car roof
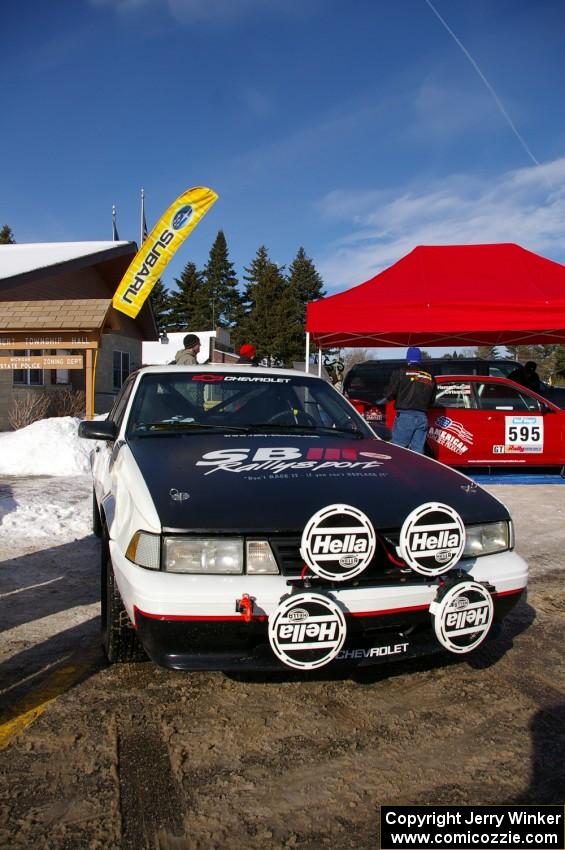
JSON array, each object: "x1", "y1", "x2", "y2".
[
  {"x1": 437, "y1": 374, "x2": 518, "y2": 383},
  {"x1": 348, "y1": 357, "x2": 518, "y2": 370},
  {"x1": 136, "y1": 364, "x2": 322, "y2": 378}
]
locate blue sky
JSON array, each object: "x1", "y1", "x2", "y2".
[{"x1": 3, "y1": 0, "x2": 565, "y2": 312}]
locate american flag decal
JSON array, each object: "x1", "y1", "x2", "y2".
[{"x1": 435, "y1": 416, "x2": 474, "y2": 445}]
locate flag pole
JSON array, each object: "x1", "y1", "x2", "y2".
[
  {"x1": 140, "y1": 188, "x2": 145, "y2": 247},
  {"x1": 112, "y1": 205, "x2": 118, "y2": 241}
]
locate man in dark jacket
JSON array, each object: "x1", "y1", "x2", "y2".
[
  {"x1": 383, "y1": 347, "x2": 436, "y2": 453},
  {"x1": 508, "y1": 361, "x2": 541, "y2": 393}
]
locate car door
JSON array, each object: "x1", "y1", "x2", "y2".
[
  {"x1": 474, "y1": 380, "x2": 563, "y2": 465},
  {"x1": 92, "y1": 375, "x2": 137, "y2": 525},
  {"x1": 426, "y1": 380, "x2": 482, "y2": 464}
]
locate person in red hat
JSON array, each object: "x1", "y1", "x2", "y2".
[{"x1": 237, "y1": 343, "x2": 258, "y2": 365}]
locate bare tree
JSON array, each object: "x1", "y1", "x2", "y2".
[
  {"x1": 341, "y1": 348, "x2": 370, "y2": 373},
  {"x1": 8, "y1": 391, "x2": 50, "y2": 430},
  {"x1": 50, "y1": 388, "x2": 86, "y2": 418}
]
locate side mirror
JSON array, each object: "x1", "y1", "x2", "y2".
[{"x1": 78, "y1": 419, "x2": 117, "y2": 441}]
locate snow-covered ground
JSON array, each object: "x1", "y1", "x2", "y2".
[{"x1": 0, "y1": 417, "x2": 93, "y2": 543}]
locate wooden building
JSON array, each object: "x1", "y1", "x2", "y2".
[{"x1": 0, "y1": 242, "x2": 158, "y2": 430}]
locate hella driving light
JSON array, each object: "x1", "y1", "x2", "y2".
[
  {"x1": 125, "y1": 531, "x2": 161, "y2": 570},
  {"x1": 246, "y1": 540, "x2": 279, "y2": 574},
  {"x1": 463, "y1": 521, "x2": 511, "y2": 558},
  {"x1": 164, "y1": 537, "x2": 243, "y2": 574}
]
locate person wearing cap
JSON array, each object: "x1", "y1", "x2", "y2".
[
  {"x1": 383, "y1": 347, "x2": 436, "y2": 454},
  {"x1": 174, "y1": 334, "x2": 201, "y2": 365},
  {"x1": 236, "y1": 343, "x2": 258, "y2": 365}
]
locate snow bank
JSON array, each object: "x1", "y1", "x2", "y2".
[{"x1": 0, "y1": 416, "x2": 93, "y2": 476}]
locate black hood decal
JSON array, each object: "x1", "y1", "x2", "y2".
[{"x1": 127, "y1": 434, "x2": 508, "y2": 533}]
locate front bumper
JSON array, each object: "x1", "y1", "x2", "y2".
[
  {"x1": 110, "y1": 542, "x2": 528, "y2": 671},
  {"x1": 134, "y1": 592, "x2": 522, "y2": 671}
]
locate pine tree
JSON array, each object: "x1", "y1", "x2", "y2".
[
  {"x1": 239, "y1": 247, "x2": 286, "y2": 364},
  {"x1": 168, "y1": 261, "x2": 209, "y2": 331},
  {"x1": 202, "y1": 231, "x2": 241, "y2": 328},
  {"x1": 554, "y1": 346, "x2": 565, "y2": 380},
  {"x1": 477, "y1": 345, "x2": 503, "y2": 359},
  {"x1": 280, "y1": 247, "x2": 325, "y2": 366},
  {"x1": 149, "y1": 279, "x2": 171, "y2": 331},
  {"x1": 0, "y1": 225, "x2": 15, "y2": 244},
  {"x1": 288, "y1": 247, "x2": 325, "y2": 306},
  {"x1": 274, "y1": 277, "x2": 303, "y2": 366},
  {"x1": 233, "y1": 246, "x2": 271, "y2": 352}
]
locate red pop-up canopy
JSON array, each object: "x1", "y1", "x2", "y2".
[{"x1": 306, "y1": 243, "x2": 565, "y2": 349}]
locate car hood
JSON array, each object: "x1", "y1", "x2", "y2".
[{"x1": 127, "y1": 433, "x2": 509, "y2": 532}]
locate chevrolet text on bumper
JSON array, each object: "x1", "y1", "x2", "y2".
[{"x1": 79, "y1": 365, "x2": 528, "y2": 673}]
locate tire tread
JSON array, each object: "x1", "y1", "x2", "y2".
[{"x1": 101, "y1": 534, "x2": 147, "y2": 663}]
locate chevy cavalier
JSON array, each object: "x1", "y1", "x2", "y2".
[{"x1": 79, "y1": 365, "x2": 528, "y2": 672}]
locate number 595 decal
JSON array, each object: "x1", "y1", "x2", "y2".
[{"x1": 505, "y1": 416, "x2": 544, "y2": 453}]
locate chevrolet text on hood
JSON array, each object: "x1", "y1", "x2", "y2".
[{"x1": 79, "y1": 365, "x2": 528, "y2": 672}]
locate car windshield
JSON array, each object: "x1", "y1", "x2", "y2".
[{"x1": 126, "y1": 371, "x2": 373, "y2": 438}]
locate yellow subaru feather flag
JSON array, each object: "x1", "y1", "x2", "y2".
[{"x1": 112, "y1": 186, "x2": 218, "y2": 318}]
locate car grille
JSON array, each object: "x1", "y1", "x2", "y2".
[{"x1": 269, "y1": 532, "x2": 432, "y2": 588}]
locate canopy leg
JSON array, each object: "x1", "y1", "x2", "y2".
[{"x1": 305, "y1": 332, "x2": 310, "y2": 374}]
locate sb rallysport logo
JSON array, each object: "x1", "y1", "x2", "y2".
[
  {"x1": 300, "y1": 504, "x2": 376, "y2": 581},
  {"x1": 196, "y1": 446, "x2": 391, "y2": 476},
  {"x1": 429, "y1": 581, "x2": 494, "y2": 653},
  {"x1": 398, "y1": 502, "x2": 466, "y2": 576},
  {"x1": 268, "y1": 592, "x2": 347, "y2": 669}
]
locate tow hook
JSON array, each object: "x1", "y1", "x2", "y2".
[
  {"x1": 236, "y1": 593, "x2": 254, "y2": 623},
  {"x1": 300, "y1": 563, "x2": 312, "y2": 588}
]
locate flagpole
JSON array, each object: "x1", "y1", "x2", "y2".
[
  {"x1": 140, "y1": 188, "x2": 145, "y2": 246},
  {"x1": 112, "y1": 205, "x2": 118, "y2": 241}
]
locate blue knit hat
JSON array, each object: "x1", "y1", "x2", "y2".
[{"x1": 406, "y1": 346, "x2": 422, "y2": 364}]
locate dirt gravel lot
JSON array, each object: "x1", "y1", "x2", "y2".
[{"x1": 0, "y1": 479, "x2": 564, "y2": 850}]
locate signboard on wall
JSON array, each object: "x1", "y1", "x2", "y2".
[
  {"x1": 0, "y1": 333, "x2": 98, "y2": 350},
  {"x1": 0, "y1": 356, "x2": 84, "y2": 370}
]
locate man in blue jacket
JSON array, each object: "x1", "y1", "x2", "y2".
[{"x1": 383, "y1": 347, "x2": 436, "y2": 454}]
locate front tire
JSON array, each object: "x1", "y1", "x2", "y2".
[{"x1": 100, "y1": 532, "x2": 146, "y2": 663}]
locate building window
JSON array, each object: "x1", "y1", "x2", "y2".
[
  {"x1": 113, "y1": 350, "x2": 131, "y2": 390},
  {"x1": 13, "y1": 350, "x2": 44, "y2": 386},
  {"x1": 55, "y1": 349, "x2": 70, "y2": 384}
]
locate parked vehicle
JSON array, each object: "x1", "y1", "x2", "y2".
[
  {"x1": 344, "y1": 358, "x2": 565, "y2": 438},
  {"x1": 422, "y1": 375, "x2": 565, "y2": 469},
  {"x1": 79, "y1": 364, "x2": 527, "y2": 673}
]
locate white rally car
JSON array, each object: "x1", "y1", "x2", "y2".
[{"x1": 79, "y1": 365, "x2": 528, "y2": 672}]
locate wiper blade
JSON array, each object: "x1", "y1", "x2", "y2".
[
  {"x1": 136, "y1": 422, "x2": 252, "y2": 434},
  {"x1": 314, "y1": 427, "x2": 365, "y2": 439},
  {"x1": 247, "y1": 424, "x2": 364, "y2": 438}
]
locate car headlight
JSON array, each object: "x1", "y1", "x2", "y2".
[
  {"x1": 126, "y1": 531, "x2": 161, "y2": 570},
  {"x1": 463, "y1": 521, "x2": 512, "y2": 558},
  {"x1": 246, "y1": 540, "x2": 279, "y2": 574},
  {"x1": 163, "y1": 537, "x2": 243, "y2": 574}
]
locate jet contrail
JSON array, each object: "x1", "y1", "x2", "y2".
[{"x1": 425, "y1": 0, "x2": 541, "y2": 168}]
